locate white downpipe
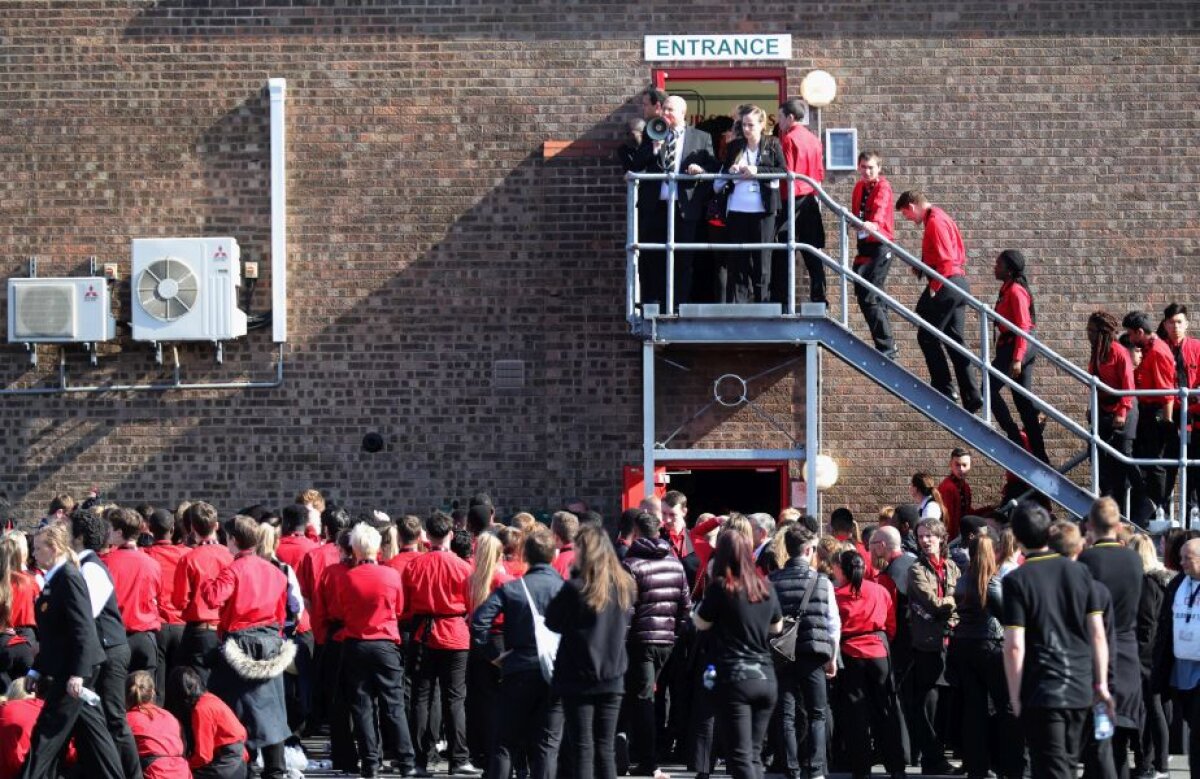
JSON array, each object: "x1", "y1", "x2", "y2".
[{"x1": 268, "y1": 78, "x2": 287, "y2": 343}]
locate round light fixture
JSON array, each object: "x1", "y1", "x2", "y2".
[
  {"x1": 802, "y1": 454, "x2": 840, "y2": 491},
  {"x1": 800, "y1": 70, "x2": 837, "y2": 108}
]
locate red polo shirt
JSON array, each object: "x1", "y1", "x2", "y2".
[
  {"x1": 200, "y1": 550, "x2": 287, "y2": 636},
  {"x1": 402, "y1": 549, "x2": 472, "y2": 650},
  {"x1": 102, "y1": 545, "x2": 163, "y2": 633},
  {"x1": 1091, "y1": 342, "x2": 1136, "y2": 417},
  {"x1": 851, "y1": 176, "x2": 895, "y2": 261},
  {"x1": 921, "y1": 206, "x2": 966, "y2": 293},
  {"x1": 1135, "y1": 336, "x2": 1177, "y2": 407},
  {"x1": 779, "y1": 123, "x2": 824, "y2": 196},
  {"x1": 311, "y1": 559, "x2": 352, "y2": 644},
  {"x1": 386, "y1": 548, "x2": 423, "y2": 581},
  {"x1": 9, "y1": 571, "x2": 39, "y2": 629},
  {"x1": 189, "y1": 693, "x2": 248, "y2": 770},
  {"x1": 1168, "y1": 336, "x2": 1200, "y2": 415},
  {"x1": 298, "y1": 542, "x2": 340, "y2": 606},
  {"x1": 331, "y1": 560, "x2": 404, "y2": 643},
  {"x1": 994, "y1": 280, "x2": 1033, "y2": 362},
  {"x1": 836, "y1": 579, "x2": 895, "y2": 659},
  {"x1": 144, "y1": 541, "x2": 187, "y2": 625},
  {"x1": 127, "y1": 704, "x2": 188, "y2": 779},
  {"x1": 174, "y1": 541, "x2": 233, "y2": 625},
  {"x1": 551, "y1": 545, "x2": 576, "y2": 579},
  {"x1": 276, "y1": 533, "x2": 317, "y2": 572},
  {"x1": 0, "y1": 698, "x2": 53, "y2": 778}
]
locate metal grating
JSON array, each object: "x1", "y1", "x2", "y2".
[{"x1": 493, "y1": 359, "x2": 526, "y2": 390}]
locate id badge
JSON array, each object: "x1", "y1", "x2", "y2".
[
  {"x1": 857, "y1": 230, "x2": 868, "y2": 239},
  {"x1": 747, "y1": 182, "x2": 759, "y2": 193}
]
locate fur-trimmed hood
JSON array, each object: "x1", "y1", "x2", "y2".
[{"x1": 221, "y1": 638, "x2": 297, "y2": 680}]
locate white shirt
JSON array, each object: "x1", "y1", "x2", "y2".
[
  {"x1": 919, "y1": 496, "x2": 943, "y2": 521},
  {"x1": 78, "y1": 549, "x2": 114, "y2": 619}
]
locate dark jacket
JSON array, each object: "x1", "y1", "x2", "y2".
[
  {"x1": 32, "y1": 561, "x2": 107, "y2": 681},
  {"x1": 1138, "y1": 568, "x2": 1172, "y2": 680},
  {"x1": 470, "y1": 563, "x2": 564, "y2": 678},
  {"x1": 720, "y1": 136, "x2": 786, "y2": 215},
  {"x1": 768, "y1": 557, "x2": 835, "y2": 660},
  {"x1": 544, "y1": 575, "x2": 632, "y2": 696},
  {"x1": 908, "y1": 554, "x2": 960, "y2": 652},
  {"x1": 951, "y1": 568, "x2": 1003, "y2": 642},
  {"x1": 1152, "y1": 571, "x2": 1188, "y2": 694},
  {"x1": 623, "y1": 537, "x2": 691, "y2": 645},
  {"x1": 630, "y1": 126, "x2": 720, "y2": 222}
]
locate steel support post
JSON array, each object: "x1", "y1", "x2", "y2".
[
  {"x1": 805, "y1": 342, "x2": 821, "y2": 520},
  {"x1": 643, "y1": 341, "x2": 656, "y2": 499}
]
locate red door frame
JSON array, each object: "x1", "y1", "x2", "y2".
[
  {"x1": 653, "y1": 67, "x2": 788, "y2": 104},
  {"x1": 622, "y1": 460, "x2": 790, "y2": 512}
]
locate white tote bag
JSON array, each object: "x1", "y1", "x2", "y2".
[{"x1": 520, "y1": 577, "x2": 561, "y2": 684}]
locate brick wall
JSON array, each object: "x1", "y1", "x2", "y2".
[{"x1": 0, "y1": 1, "x2": 1196, "y2": 521}]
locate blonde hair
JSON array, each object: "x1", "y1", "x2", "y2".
[
  {"x1": 816, "y1": 536, "x2": 851, "y2": 576},
  {"x1": 724, "y1": 513, "x2": 754, "y2": 547},
  {"x1": 469, "y1": 534, "x2": 505, "y2": 610},
  {"x1": 769, "y1": 524, "x2": 791, "y2": 570},
  {"x1": 254, "y1": 522, "x2": 280, "y2": 559},
  {"x1": 36, "y1": 523, "x2": 73, "y2": 560},
  {"x1": 5, "y1": 677, "x2": 31, "y2": 701},
  {"x1": 126, "y1": 670, "x2": 157, "y2": 711},
  {"x1": 1128, "y1": 533, "x2": 1165, "y2": 574},
  {"x1": 1, "y1": 532, "x2": 29, "y2": 573},
  {"x1": 510, "y1": 513, "x2": 536, "y2": 533},
  {"x1": 379, "y1": 524, "x2": 399, "y2": 561},
  {"x1": 350, "y1": 523, "x2": 382, "y2": 559}
]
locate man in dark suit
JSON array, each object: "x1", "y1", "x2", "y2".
[
  {"x1": 631, "y1": 94, "x2": 719, "y2": 310},
  {"x1": 19, "y1": 525, "x2": 124, "y2": 779}
]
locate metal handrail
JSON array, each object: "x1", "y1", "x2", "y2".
[{"x1": 625, "y1": 170, "x2": 1197, "y2": 521}]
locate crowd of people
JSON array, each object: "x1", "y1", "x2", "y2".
[
  {"x1": 621, "y1": 88, "x2": 1200, "y2": 529},
  {"x1": 2, "y1": 480, "x2": 1200, "y2": 779}
]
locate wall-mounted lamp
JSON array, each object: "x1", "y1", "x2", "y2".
[{"x1": 800, "y1": 69, "x2": 837, "y2": 139}]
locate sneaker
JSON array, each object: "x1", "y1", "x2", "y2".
[
  {"x1": 615, "y1": 732, "x2": 630, "y2": 776},
  {"x1": 449, "y1": 763, "x2": 483, "y2": 777}
]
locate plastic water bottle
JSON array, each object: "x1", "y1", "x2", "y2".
[
  {"x1": 1093, "y1": 702, "x2": 1114, "y2": 741},
  {"x1": 78, "y1": 687, "x2": 101, "y2": 707},
  {"x1": 702, "y1": 664, "x2": 717, "y2": 690}
]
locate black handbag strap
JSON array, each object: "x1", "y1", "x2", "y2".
[{"x1": 794, "y1": 571, "x2": 820, "y2": 616}]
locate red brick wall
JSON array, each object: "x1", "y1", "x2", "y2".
[{"x1": 0, "y1": 2, "x2": 1196, "y2": 521}]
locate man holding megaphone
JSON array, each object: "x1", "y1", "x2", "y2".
[{"x1": 630, "y1": 94, "x2": 720, "y2": 309}]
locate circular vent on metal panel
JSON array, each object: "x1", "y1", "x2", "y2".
[{"x1": 136, "y1": 257, "x2": 199, "y2": 322}]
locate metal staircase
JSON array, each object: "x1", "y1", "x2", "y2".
[{"x1": 624, "y1": 170, "x2": 1196, "y2": 521}]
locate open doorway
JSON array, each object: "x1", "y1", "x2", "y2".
[
  {"x1": 654, "y1": 68, "x2": 789, "y2": 160},
  {"x1": 661, "y1": 462, "x2": 787, "y2": 519}
]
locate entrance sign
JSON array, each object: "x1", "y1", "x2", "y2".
[{"x1": 645, "y1": 35, "x2": 792, "y2": 62}]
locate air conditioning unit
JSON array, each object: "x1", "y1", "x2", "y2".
[
  {"x1": 7, "y1": 277, "x2": 116, "y2": 344},
  {"x1": 131, "y1": 237, "x2": 248, "y2": 343}
]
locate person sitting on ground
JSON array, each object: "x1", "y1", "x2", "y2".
[{"x1": 126, "y1": 670, "x2": 190, "y2": 779}]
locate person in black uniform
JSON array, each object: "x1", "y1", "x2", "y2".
[
  {"x1": 18, "y1": 523, "x2": 124, "y2": 779},
  {"x1": 71, "y1": 508, "x2": 144, "y2": 779}
]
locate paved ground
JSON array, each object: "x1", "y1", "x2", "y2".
[{"x1": 294, "y1": 738, "x2": 1192, "y2": 777}]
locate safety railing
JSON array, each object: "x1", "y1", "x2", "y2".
[{"x1": 624, "y1": 170, "x2": 1198, "y2": 523}]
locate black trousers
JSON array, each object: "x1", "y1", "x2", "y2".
[
  {"x1": 715, "y1": 677, "x2": 777, "y2": 779},
  {"x1": 991, "y1": 340, "x2": 1049, "y2": 463},
  {"x1": 412, "y1": 647, "x2": 469, "y2": 768},
  {"x1": 1135, "y1": 681, "x2": 1168, "y2": 774},
  {"x1": 773, "y1": 653, "x2": 829, "y2": 778},
  {"x1": 1022, "y1": 706, "x2": 1086, "y2": 779},
  {"x1": 96, "y1": 642, "x2": 143, "y2": 779},
  {"x1": 916, "y1": 278, "x2": 982, "y2": 411},
  {"x1": 18, "y1": 669, "x2": 124, "y2": 779},
  {"x1": 909, "y1": 648, "x2": 948, "y2": 769},
  {"x1": 1134, "y1": 404, "x2": 1175, "y2": 513},
  {"x1": 952, "y1": 639, "x2": 1023, "y2": 778},
  {"x1": 155, "y1": 623, "x2": 183, "y2": 702},
  {"x1": 127, "y1": 629, "x2": 159, "y2": 678},
  {"x1": 345, "y1": 639, "x2": 416, "y2": 773},
  {"x1": 285, "y1": 630, "x2": 314, "y2": 736},
  {"x1": 639, "y1": 202, "x2": 699, "y2": 308},
  {"x1": 841, "y1": 654, "x2": 907, "y2": 776},
  {"x1": 324, "y1": 640, "x2": 359, "y2": 773},
  {"x1": 180, "y1": 622, "x2": 221, "y2": 683},
  {"x1": 772, "y1": 194, "x2": 827, "y2": 305},
  {"x1": 1097, "y1": 410, "x2": 1140, "y2": 519},
  {"x1": 853, "y1": 244, "x2": 896, "y2": 353},
  {"x1": 193, "y1": 740, "x2": 248, "y2": 779},
  {"x1": 564, "y1": 692, "x2": 623, "y2": 779},
  {"x1": 466, "y1": 637, "x2": 503, "y2": 765},
  {"x1": 623, "y1": 641, "x2": 672, "y2": 770},
  {"x1": 488, "y1": 669, "x2": 563, "y2": 779},
  {"x1": 720, "y1": 210, "x2": 774, "y2": 303},
  {"x1": 1175, "y1": 685, "x2": 1200, "y2": 778}
]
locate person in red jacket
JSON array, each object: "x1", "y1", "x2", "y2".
[
  {"x1": 276, "y1": 505, "x2": 317, "y2": 572},
  {"x1": 125, "y1": 670, "x2": 189, "y2": 779},
  {"x1": 143, "y1": 510, "x2": 186, "y2": 700},
  {"x1": 0, "y1": 677, "x2": 75, "y2": 779},
  {"x1": 851, "y1": 150, "x2": 898, "y2": 356},
  {"x1": 1160, "y1": 302, "x2": 1200, "y2": 511},
  {"x1": 173, "y1": 503, "x2": 233, "y2": 681},
  {"x1": 1088, "y1": 311, "x2": 1139, "y2": 508},
  {"x1": 989, "y1": 250, "x2": 1049, "y2": 463},
  {"x1": 330, "y1": 523, "x2": 421, "y2": 778},
  {"x1": 165, "y1": 666, "x2": 249, "y2": 779},
  {"x1": 200, "y1": 515, "x2": 292, "y2": 779},
  {"x1": 2, "y1": 534, "x2": 39, "y2": 656},
  {"x1": 898, "y1": 190, "x2": 982, "y2": 413},
  {"x1": 402, "y1": 511, "x2": 479, "y2": 776},
  {"x1": 1125, "y1": 309, "x2": 1179, "y2": 521},
  {"x1": 833, "y1": 549, "x2": 906, "y2": 779},
  {"x1": 103, "y1": 507, "x2": 163, "y2": 679},
  {"x1": 550, "y1": 511, "x2": 578, "y2": 579},
  {"x1": 937, "y1": 448, "x2": 974, "y2": 542},
  {"x1": 774, "y1": 97, "x2": 827, "y2": 305},
  {"x1": 311, "y1": 530, "x2": 359, "y2": 774}
]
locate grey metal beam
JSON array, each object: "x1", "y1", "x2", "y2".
[
  {"x1": 643, "y1": 342, "x2": 655, "y2": 500},
  {"x1": 653, "y1": 449, "x2": 806, "y2": 462}
]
